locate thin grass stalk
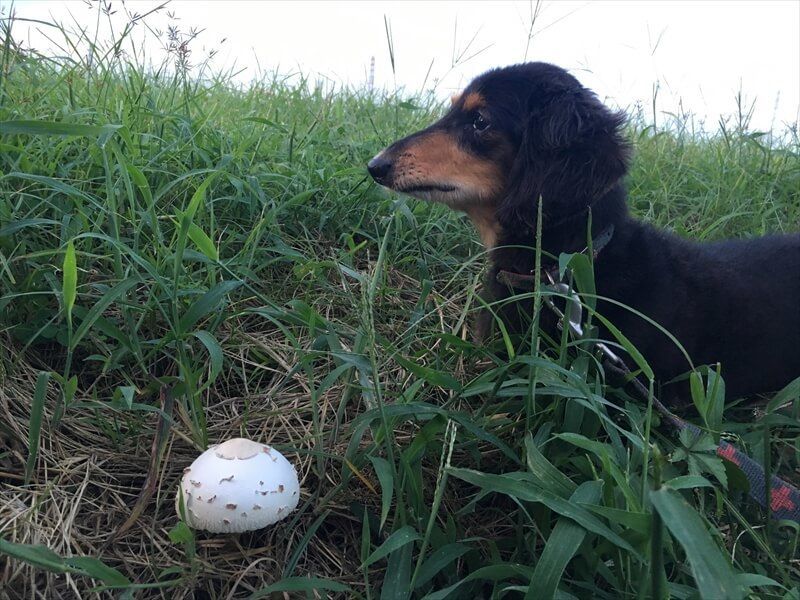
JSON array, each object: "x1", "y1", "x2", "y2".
[
  {"x1": 409, "y1": 419, "x2": 457, "y2": 588},
  {"x1": 650, "y1": 449, "x2": 666, "y2": 600},
  {"x1": 525, "y1": 197, "x2": 545, "y2": 436}
]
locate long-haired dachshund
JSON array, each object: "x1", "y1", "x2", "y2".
[{"x1": 368, "y1": 62, "x2": 800, "y2": 405}]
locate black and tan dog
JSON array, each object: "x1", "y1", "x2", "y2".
[{"x1": 368, "y1": 62, "x2": 800, "y2": 404}]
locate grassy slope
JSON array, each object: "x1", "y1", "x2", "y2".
[{"x1": 0, "y1": 16, "x2": 799, "y2": 600}]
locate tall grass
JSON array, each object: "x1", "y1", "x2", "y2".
[{"x1": 0, "y1": 7, "x2": 798, "y2": 599}]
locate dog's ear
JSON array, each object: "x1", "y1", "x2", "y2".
[{"x1": 498, "y1": 90, "x2": 630, "y2": 229}]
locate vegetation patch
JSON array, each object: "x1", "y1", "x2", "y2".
[{"x1": 0, "y1": 7, "x2": 798, "y2": 599}]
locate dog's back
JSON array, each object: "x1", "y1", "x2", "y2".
[{"x1": 591, "y1": 221, "x2": 800, "y2": 400}]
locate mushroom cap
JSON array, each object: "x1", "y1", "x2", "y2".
[{"x1": 176, "y1": 437, "x2": 300, "y2": 533}]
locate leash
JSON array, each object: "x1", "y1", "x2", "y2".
[{"x1": 496, "y1": 233, "x2": 800, "y2": 523}]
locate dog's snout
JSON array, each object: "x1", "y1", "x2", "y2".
[{"x1": 367, "y1": 153, "x2": 392, "y2": 183}]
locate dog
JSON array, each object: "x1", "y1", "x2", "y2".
[{"x1": 367, "y1": 62, "x2": 800, "y2": 405}]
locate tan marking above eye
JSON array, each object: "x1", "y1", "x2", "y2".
[{"x1": 462, "y1": 92, "x2": 486, "y2": 112}]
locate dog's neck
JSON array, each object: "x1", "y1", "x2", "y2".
[
  {"x1": 465, "y1": 204, "x2": 502, "y2": 249},
  {"x1": 487, "y1": 183, "x2": 629, "y2": 266}
]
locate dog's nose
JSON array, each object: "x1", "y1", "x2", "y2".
[{"x1": 367, "y1": 154, "x2": 392, "y2": 183}]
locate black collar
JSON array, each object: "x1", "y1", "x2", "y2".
[{"x1": 496, "y1": 224, "x2": 615, "y2": 291}]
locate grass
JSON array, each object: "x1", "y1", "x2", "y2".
[{"x1": 1, "y1": 7, "x2": 799, "y2": 599}]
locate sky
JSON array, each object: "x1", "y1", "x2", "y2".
[{"x1": 8, "y1": 0, "x2": 800, "y2": 134}]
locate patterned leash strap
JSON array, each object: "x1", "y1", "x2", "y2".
[
  {"x1": 497, "y1": 267, "x2": 800, "y2": 523},
  {"x1": 608, "y1": 359, "x2": 800, "y2": 523}
]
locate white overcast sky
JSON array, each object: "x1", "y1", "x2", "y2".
[{"x1": 8, "y1": 1, "x2": 800, "y2": 133}]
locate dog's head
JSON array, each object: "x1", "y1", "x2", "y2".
[{"x1": 367, "y1": 62, "x2": 630, "y2": 241}]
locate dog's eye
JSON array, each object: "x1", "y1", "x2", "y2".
[{"x1": 472, "y1": 113, "x2": 489, "y2": 133}]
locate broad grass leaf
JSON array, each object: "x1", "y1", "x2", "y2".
[
  {"x1": 452, "y1": 415, "x2": 521, "y2": 465},
  {"x1": 369, "y1": 455, "x2": 394, "y2": 530},
  {"x1": 173, "y1": 174, "x2": 218, "y2": 278},
  {"x1": 71, "y1": 305, "x2": 133, "y2": 352},
  {"x1": 0, "y1": 538, "x2": 129, "y2": 585},
  {"x1": 187, "y1": 223, "x2": 218, "y2": 261},
  {"x1": 361, "y1": 525, "x2": 420, "y2": 568},
  {"x1": 734, "y1": 573, "x2": 784, "y2": 591},
  {"x1": 249, "y1": 577, "x2": 351, "y2": 597},
  {"x1": 70, "y1": 278, "x2": 137, "y2": 350},
  {"x1": 167, "y1": 521, "x2": 194, "y2": 544},
  {"x1": 283, "y1": 510, "x2": 332, "y2": 578},
  {"x1": 766, "y1": 375, "x2": 800, "y2": 413},
  {"x1": 179, "y1": 280, "x2": 241, "y2": 333},
  {"x1": 0, "y1": 538, "x2": 69, "y2": 572},
  {"x1": 192, "y1": 331, "x2": 223, "y2": 388},
  {"x1": 448, "y1": 468, "x2": 638, "y2": 556},
  {"x1": 241, "y1": 116, "x2": 288, "y2": 133},
  {"x1": 0, "y1": 120, "x2": 122, "y2": 139},
  {"x1": 0, "y1": 218, "x2": 60, "y2": 237},
  {"x1": 525, "y1": 433, "x2": 576, "y2": 498},
  {"x1": 115, "y1": 386, "x2": 136, "y2": 410},
  {"x1": 382, "y1": 541, "x2": 413, "y2": 600},
  {"x1": 666, "y1": 475, "x2": 713, "y2": 490},
  {"x1": 395, "y1": 355, "x2": 461, "y2": 391},
  {"x1": 650, "y1": 487, "x2": 745, "y2": 600},
  {"x1": 421, "y1": 564, "x2": 534, "y2": 600},
  {"x1": 560, "y1": 252, "x2": 596, "y2": 309},
  {"x1": 122, "y1": 161, "x2": 153, "y2": 203},
  {"x1": 183, "y1": 175, "x2": 215, "y2": 225},
  {"x1": 280, "y1": 189, "x2": 317, "y2": 212},
  {"x1": 582, "y1": 505, "x2": 650, "y2": 535},
  {"x1": 24, "y1": 370, "x2": 50, "y2": 483},
  {"x1": 62, "y1": 375, "x2": 78, "y2": 408},
  {"x1": 413, "y1": 543, "x2": 471, "y2": 589},
  {"x1": 63, "y1": 556, "x2": 130, "y2": 586},
  {"x1": 527, "y1": 481, "x2": 603, "y2": 600},
  {"x1": 62, "y1": 240, "x2": 77, "y2": 323},
  {"x1": 8, "y1": 172, "x2": 97, "y2": 207}
]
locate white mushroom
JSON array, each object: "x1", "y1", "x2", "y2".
[{"x1": 175, "y1": 437, "x2": 300, "y2": 533}]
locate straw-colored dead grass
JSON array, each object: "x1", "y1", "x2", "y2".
[
  {"x1": 0, "y1": 332, "x2": 367, "y2": 598},
  {"x1": 0, "y1": 274, "x2": 487, "y2": 599}
]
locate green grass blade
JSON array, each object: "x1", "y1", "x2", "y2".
[
  {"x1": 0, "y1": 120, "x2": 122, "y2": 138},
  {"x1": 62, "y1": 240, "x2": 77, "y2": 324},
  {"x1": 361, "y1": 525, "x2": 420, "y2": 569},
  {"x1": 24, "y1": 371, "x2": 50, "y2": 484},
  {"x1": 70, "y1": 278, "x2": 137, "y2": 350},
  {"x1": 650, "y1": 487, "x2": 746, "y2": 600},
  {"x1": 413, "y1": 543, "x2": 471, "y2": 590},
  {"x1": 0, "y1": 538, "x2": 130, "y2": 586},
  {"x1": 524, "y1": 433, "x2": 577, "y2": 497},
  {"x1": 527, "y1": 481, "x2": 603, "y2": 600},
  {"x1": 178, "y1": 280, "x2": 241, "y2": 334},
  {"x1": 369, "y1": 455, "x2": 394, "y2": 531},
  {"x1": 251, "y1": 577, "x2": 352, "y2": 598},
  {"x1": 449, "y1": 467, "x2": 639, "y2": 556},
  {"x1": 192, "y1": 330, "x2": 224, "y2": 389},
  {"x1": 187, "y1": 223, "x2": 218, "y2": 261}
]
